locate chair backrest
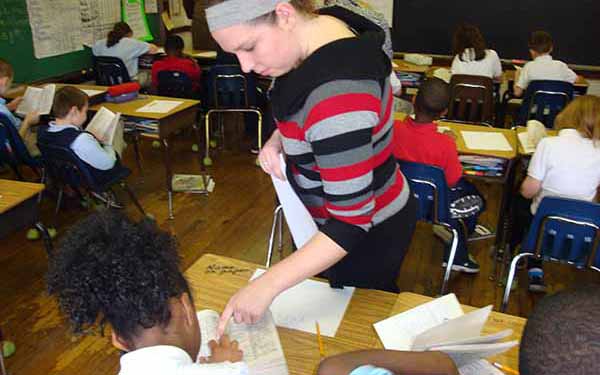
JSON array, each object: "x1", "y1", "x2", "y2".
[
  {"x1": 398, "y1": 160, "x2": 450, "y2": 224},
  {"x1": 518, "y1": 80, "x2": 574, "y2": 128},
  {"x1": 0, "y1": 113, "x2": 39, "y2": 169},
  {"x1": 207, "y1": 64, "x2": 257, "y2": 109},
  {"x1": 447, "y1": 74, "x2": 495, "y2": 125},
  {"x1": 94, "y1": 56, "x2": 131, "y2": 86},
  {"x1": 157, "y1": 70, "x2": 194, "y2": 98},
  {"x1": 522, "y1": 196, "x2": 600, "y2": 269}
]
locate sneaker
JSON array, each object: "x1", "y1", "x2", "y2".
[
  {"x1": 528, "y1": 268, "x2": 547, "y2": 293},
  {"x1": 442, "y1": 254, "x2": 480, "y2": 274}
]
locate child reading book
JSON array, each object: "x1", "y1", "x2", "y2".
[{"x1": 47, "y1": 211, "x2": 248, "y2": 375}]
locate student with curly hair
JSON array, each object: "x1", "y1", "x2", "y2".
[{"x1": 47, "y1": 211, "x2": 247, "y2": 375}]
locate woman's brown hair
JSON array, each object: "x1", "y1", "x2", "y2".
[
  {"x1": 452, "y1": 23, "x2": 487, "y2": 61},
  {"x1": 554, "y1": 95, "x2": 600, "y2": 145},
  {"x1": 107, "y1": 22, "x2": 133, "y2": 48}
]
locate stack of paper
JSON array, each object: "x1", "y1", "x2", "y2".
[
  {"x1": 136, "y1": 100, "x2": 183, "y2": 114},
  {"x1": 461, "y1": 131, "x2": 513, "y2": 152}
]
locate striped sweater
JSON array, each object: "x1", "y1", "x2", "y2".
[{"x1": 271, "y1": 9, "x2": 410, "y2": 253}]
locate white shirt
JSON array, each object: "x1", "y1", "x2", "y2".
[
  {"x1": 92, "y1": 37, "x2": 150, "y2": 78},
  {"x1": 451, "y1": 49, "x2": 503, "y2": 79},
  {"x1": 528, "y1": 128, "x2": 600, "y2": 213},
  {"x1": 516, "y1": 54, "x2": 577, "y2": 90},
  {"x1": 119, "y1": 345, "x2": 249, "y2": 375},
  {"x1": 47, "y1": 123, "x2": 117, "y2": 170}
]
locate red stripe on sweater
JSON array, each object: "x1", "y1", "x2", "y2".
[
  {"x1": 319, "y1": 144, "x2": 393, "y2": 182},
  {"x1": 373, "y1": 90, "x2": 393, "y2": 134},
  {"x1": 307, "y1": 206, "x2": 330, "y2": 219},
  {"x1": 277, "y1": 120, "x2": 305, "y2": 141},
  {"x1": 326, "y1": 195, "x2": 374, "y2": 211},
  {"x1": 304, "y1": 93, "x2": 381, "y2": 132}
]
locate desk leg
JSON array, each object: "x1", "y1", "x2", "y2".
[
  {"x1": 162, "y1": 137, "x2": 175, "y2": 220},
  {"x1": 490, "y1": 159, "x2": 517, "y2": 284}
]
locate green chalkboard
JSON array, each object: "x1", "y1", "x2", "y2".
[{"x1": 0, "y1": 0, "x2": 160, "y2": 83}]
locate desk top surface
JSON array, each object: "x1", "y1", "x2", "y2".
[
  {"x1": 89, "y1": 93, "x2": 200, "y2": 120},
  {"x1": 394, "y1": 113, "x2": 518, "y2": 159},
  {"x1": 0, "y1": 179, "x2": 44, "y2": 214},
  {"x1": 392, "y1": 292, "x2": 526, "y2": 371},
  {"x1": 183, "y1": 49, "x2": 217, "y2": 59},
  {"x1": 184, "y1": 254, "x2": 397, "y2": 375}
]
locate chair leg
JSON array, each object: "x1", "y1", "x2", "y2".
[
  {"x1": 204, "y1": 111, "x2": 213, "y2": 166},
  {"x1": 0, "y1": 345, "x2": 6, "y2": 375},
  {"x1": 54, "y1": 188, "x2": 64, "y2": 217},
  {"x1": 132, "y1": 131, "x2": 143, "y2": 175},
  {"x1": 501, "y1": 252, "x2": 534, "y2": 312},
  {"x1": 34, "y1": 222, "x2": 53, "y2": 256},
  {"x1": 277, "y1": 206, "x2": 284, "y2": 258},
  {"x1": 266, "y1": 205, "x2": 283, "y2": 267},
  {"x1": 37, "y1": 168, "x2": 46, "y2": 204},
  {"x1": 120, "y1": 182, "x2": 146, "y2": 217},
  {"x1": 441, "y1": 228, "x2": 459, "y2": 295}
]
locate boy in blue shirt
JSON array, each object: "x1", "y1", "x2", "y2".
[{"x1": 0, "y1": 58, "x2": 41, "y2": 156}]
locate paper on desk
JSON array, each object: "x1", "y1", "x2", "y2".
[
  {"x1": 251, "y1": 268, "x2": 354, "y2": 337},
  {"x1": 459, "y1": 360, "x2": 504, "y2": 375},
  {"x1": 374, "y1": 294, "x2": 464, "y2": 350},
  {"x1": 136, "y1": 100, "x2": 183, "y2": 113},
  {"x1": 518, "y1": 132, "x2": 536, "y2": 154},
  {"x1": 192, "y1": 51, "x2": 217, "y2": 58},
  {"x1": 433, "y1": 341, "x2": 519, "y2": 368},
  {"x1": 271, "y1": 154, "x2": 318, "y2": 249},
  {"x1": 461, "y1": 131, "x2": 513, "y2": 152},
  {"x1": 81, "y1": 89, "x2": 105, "y2": 97}
]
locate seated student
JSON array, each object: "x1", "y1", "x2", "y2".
[
  {"x1": 511, "y1": 95, "x2": 600, "y2": 292},
  {"x1": 47, "y1": 211, "x2": 248, "y2": 375},
  {"x1": 520, "y1": 285, "x2": 600, "y2": 375},
  {"x1": 450, "y1": 23, "x2": 503, "y2": 81},
  {"x1": 0, "y1": 58, "x2": 41, "y2": 156},
  {"x1": 393, "y1": 78, "x2": 488, "y2": 274},
  {"x1": 151, "y1": 35, "x2": 202, "y2": 94},
  {"x1": 317, "y1": 349, "x2": 458, "y2": 375},
  {"x1": 513, "y1": 31, "x2": 577, "y2": 97},
  {"x1": 92, "y1": 22, "x2": 159, "y2": 86},
  {"x1": 37, "y1": 86, "x2": 120, "y2": 187}
]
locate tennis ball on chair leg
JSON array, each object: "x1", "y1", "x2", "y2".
[
  {"x1": 2, "y1": 340, "x2": 16, "y2": 357},
  {"x1": 191, "y1": 144, "x2": 199, "y2": 152},
  {"x1": 152, "y1": 140, "x2": 161, "y2": 149},
  {"x1": 26, "y1": 228, "x2": 40, "y2": 240}
]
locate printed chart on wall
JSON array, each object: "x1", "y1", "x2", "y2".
[
  {"x1": 360, "y1": 0, "x2": 394, "y2": 27},
  {"x1": 123, "y1": 0, "x2": 153, "y2": 41},
  {"x1": 80, "y1": 0, "x2": 122, "y2": 47},
  {"x1": 26, "y1": 0, "x2": 83, "y2": 58}
]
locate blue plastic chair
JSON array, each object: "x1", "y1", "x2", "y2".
[
  {"x1": 93, "y1": 56, "x2": 131, "y2": 86},
  {"x1": 36, "y1": 137, "x2": 146, "y2": 217},
  {"x1": 0, "y1": 113, "x2": 42, "y2": 180},
  {"x1": 157, "y1": 70, "x2": 195, "y2": 99},
  {"x1": 501, "y1": 197, "x2": 600, "y2": 311},
  {"x1": 398, "y1": 161, "x2": 460, "y2": 295},
  {"x1": 516, "y1": 80, "x2": 574, "y2": 128}
]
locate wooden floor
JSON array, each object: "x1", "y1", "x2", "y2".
[{"x1": 1, "y1": 126, "x2": 599, "y2": 375}]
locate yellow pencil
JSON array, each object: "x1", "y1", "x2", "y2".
[
  {"x1": 493, "y1": 362, "x2": 519, "y2": 375},
  {"x1": 315, "y1": 321, "x2": 325, "y2": 357}
]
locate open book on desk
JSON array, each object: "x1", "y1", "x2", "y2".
[
  {"x1": 197, "y1": 309, "x2": 288, "y2": 375},
  {"x1": 16, "y1": 84, "x2": 56, "y2": 116},
  {"x1": 374, "y1": 294, "x2": 518, "y2": 369},
  {"x1": 85, "y1": 107, "x2": 125, "y2": 156}
]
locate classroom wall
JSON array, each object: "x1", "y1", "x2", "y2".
[
  {"x1": 391, "y1": 0, "x2": 600, "y2": 66},
  {"x1": 0, "y1": 0, "x2": 161, "y2": 83}
]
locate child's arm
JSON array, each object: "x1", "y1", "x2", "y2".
[
  {"x1": 199, "y1": 335, "x2": 243, "y2": 364},
  {"x1": 71, "y1": 133, "x2": 117, "y2": 170},
  {"x1": 520, "y1": 176, "x2": 542, "y2": 199},
  {"x1": 6, "y1": 96, "x2": 23, "y2": 112},
  {"x1": 18, "y1": 111, "x2": 40, "y2": 138},
  {"x1": 317, "y1": 350, "x2": 459, "y2": 375}
]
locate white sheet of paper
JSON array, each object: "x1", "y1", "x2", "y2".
[
  {"x1": 136, "y1": 100, "x2": 183, "y2": 113},
  {"x1": 461, "y1": 131, "x2": 513, "y2": 151},
  {"x1": 271, "y1": 155, "x2": 318, "y2": 249},
  {"x1": 459, "y1": 360, "x2": 504, "y2": 375},
  {"x1": 374, "y1": 294, "x2": 463, "y2": 350},
  {"x1": 81, "y1": 89, "x2": 105, "y2": 97},
  {"x1": 517, "y1": 131, "x2": 536, "y2": 154},
  {"x1": 251, "y1": 268, "x2": 355, "y2": 337}
]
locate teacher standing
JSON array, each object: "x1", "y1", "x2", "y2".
[{"x1": 206, "y1": 0, "x2": 417, "y2": 333}]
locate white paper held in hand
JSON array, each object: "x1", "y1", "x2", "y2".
[{"x1": 270, "y1": 154, "x2": 318, "y2": 249}]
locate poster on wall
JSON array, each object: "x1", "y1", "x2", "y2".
[
  {"x1": 26, "y1": 0, "x2": 83, "y2": 58},
  {"x1": 80, "y1": 0, "x2": 121, "y2": 47},
  {"x1": 122, "y1": 0, "x2": 153, "y2": 41}
]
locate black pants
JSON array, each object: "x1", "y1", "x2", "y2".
[
  {"x1": 510, "y1": 195, "x2": 542, "y2": 269},
  {"x1": 324, "y1": 194, "x2": 417, "y2": 293}
]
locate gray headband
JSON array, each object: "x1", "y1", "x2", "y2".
[{"x1": 206, "y1": 0, "x2": 290, "y2": 32}]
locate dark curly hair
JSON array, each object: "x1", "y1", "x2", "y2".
[
  {"x1": 47, "y1": 211, "x2": 191, "y2": 345},
  {"x1": 415, "y1": 77, "x2": 450, "y2": 118},
  {"x1": 452, "y1": 23, "x2": 487, "y2": 62},
  {"x1": 520, "y1": 285, "x2": 600, "y2": 375}
]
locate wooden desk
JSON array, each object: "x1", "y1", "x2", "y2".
[
  {"x1": 0, "y1": 179, "x2": 52, "y2": 254},
  {"x1": 184, "y1": 49, "x2": 217, "y2": 59},
  {"x1": 391, "y1": 293, "x2": 525, "y2": 371},
  {"x1": 89, "y1": 92, "x2": 202, "y2": 219},
  {"x1": 392, "y1": 59, "x2": 432, "y2": 74},
  {"x1": 184, "y1": 254, "x2": 398, "y2": 375}
]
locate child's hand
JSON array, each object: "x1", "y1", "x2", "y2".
[
  {"x1": 442, "y1": 129, "x2": 457, "y2": 140},
  {"x1": 24, "y1": 111, "x2": 40, "y2": 126},
  {"x1": 200, "y1": 335, "x2": 243, "y2": 364},
  {"x1": 7, "y1": 97, "x2": 23, "y2": 112}
]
